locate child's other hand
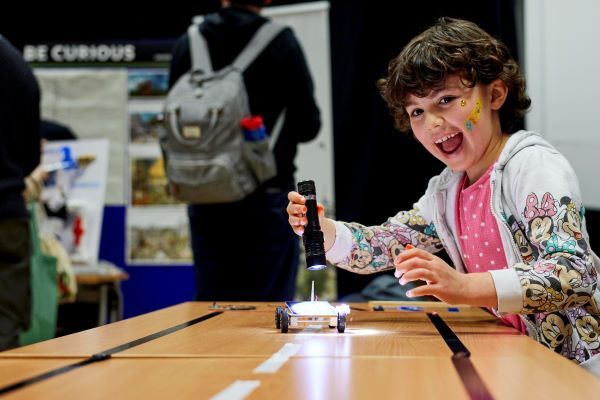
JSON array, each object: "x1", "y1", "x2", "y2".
[
  {"x1": 286, "y1": 191, "x2": 324, "y2": 236},
  {"x1": 394, "y1": 246, "x2": 469, "y2": 304}
]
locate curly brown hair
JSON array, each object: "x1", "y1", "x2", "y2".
[{"x1": 378, "y1": 17, "x2": 531, "y2": 133}]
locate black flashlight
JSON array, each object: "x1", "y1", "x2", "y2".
[{"x1": 298, "y1": 180, "x2": 327, "y2": 270}]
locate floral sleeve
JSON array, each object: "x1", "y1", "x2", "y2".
[
  {"x1": 507, "y1": 150, "x2": 598, "y2": 314},
  {"x1": 334, "y1": 207, "x2": 444, "y2": 274}
]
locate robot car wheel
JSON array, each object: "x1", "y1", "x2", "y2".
[
  {"x1": 337, "y1": 312, "x2": 346, "y2": 333},
  {"x1": 280, "y1": 310, "x2": 289, "y2": 333},
  {"x1": 275, "y1": 307, "x2": 283, "y2": 329}
]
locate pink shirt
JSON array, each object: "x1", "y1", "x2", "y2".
[{"x1": 455, "y1": 165, "x2": 528, "y2": 334}]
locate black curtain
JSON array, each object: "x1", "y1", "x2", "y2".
[
  {"x1": 329, "y1": 0, "x2": 522, "y2": 298},
  {"x1": 0, "y1": 2, "x2": 318, "y2": 49},
  {"x1": 0, "y1": 3, "x2": 224, "y2": 48}
]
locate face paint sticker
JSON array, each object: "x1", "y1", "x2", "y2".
[
  {"x1": 460, "y1": 99, "x2": 467, "y2": 107},
  {"x1": 465, "y1": 99, "x2": 482, "y2": 132},
  {"x1": 465, "y1": 120, "x2": 474, "y2": 132}
]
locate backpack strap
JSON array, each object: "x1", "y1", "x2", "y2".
[
  {"x1": 232, "y1": 21, "x2": 286, "y2": 72},
  {"x1": 187, "y1": 22, "x2": 213, "y2": 75}
]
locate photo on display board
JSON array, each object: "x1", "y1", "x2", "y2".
[
  {"x1": 130, "y1": 157, "x2": 179, "y2": 206},
  {"x1": 127, "y1": 69, "x2": 169, "y2": 97},
  {"x1": 130, "y1": 111, "x2": 163, "y2": 143},
  {"x1": 127, "y1": 207, "x2": 192, "y2": 264}
]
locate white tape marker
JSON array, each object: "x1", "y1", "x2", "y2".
[
  {"x1": 210, "y1": 380, "x2": 261, "y2": 400},
  {"x1": 253, "y1": 342, "x2": 301, "y2": 374}
]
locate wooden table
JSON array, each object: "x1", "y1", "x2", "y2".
[
  {"x1": 73, "y1": 261, "x2": 129, "y2": 326},
  {"x1": 1, "y1": 301, "x2": 599, "y2": 399}
]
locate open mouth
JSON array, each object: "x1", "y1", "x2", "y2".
[{"x1": 435, "y1": 132, "x2": 463, "y2": 154}]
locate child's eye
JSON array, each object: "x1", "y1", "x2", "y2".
[
  {"x1": 439, "y1": 96, "x2": 456, "y2": 105},
  {"x1": 409, "y1": 108, "x2": 423, "y2": 117}
]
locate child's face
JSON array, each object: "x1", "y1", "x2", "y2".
[{"x1": 404, "y1": 75, "x2": 507, "y2": 183}]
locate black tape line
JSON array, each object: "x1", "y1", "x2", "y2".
[
  {"x1": 0, "y1": 353, "x2": 111, "y2": 395},
  {"x1": 102, "y1": 311, "x2": 222, "y2": 355},
  {"x1": 0, "y1": 311, "x2": 222, "y2": 395},
  {"x1": 427, "y1": 312, "x2": 494, "y2": 400},
  {"x1": 452, "y1": 356, "x2": 494, "y2": 400},
  {"x1": 427, "y1": 312, "x2": 470, "y2": 355}
]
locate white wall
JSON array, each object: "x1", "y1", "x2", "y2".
[
  {"x1": 525, "y1": 0, "x2": 600, "y2": 208},
  {"x1": 263, "y1": 2, "x2": 335, "y2": 210}
]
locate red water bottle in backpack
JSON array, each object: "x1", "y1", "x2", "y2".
[{"x1": 240, "y1": 115, "x2": 267, "y2": 141}]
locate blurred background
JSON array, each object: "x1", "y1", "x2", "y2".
[{"x1": 2, "y1": 0, "x2": 599, "y2": 333}]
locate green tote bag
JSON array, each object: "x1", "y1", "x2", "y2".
[{"x1": 19, "y1": 203, "x2": 58, "y2": 346}]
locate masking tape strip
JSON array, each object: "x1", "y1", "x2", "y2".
[
  {"x1": 253, "y1": 343, "x2": 301, "y2": 374},
  {"x1": 210, "y1": 380, "x2": 261, "y2": 400}
]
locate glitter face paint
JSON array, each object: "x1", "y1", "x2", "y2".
[{"x1": 465, "y1": 99, "x2": 482, "y2": 132}]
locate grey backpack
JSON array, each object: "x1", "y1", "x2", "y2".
[{"x1": 161, "y1": 20, "x2": 285, "y2": 203}]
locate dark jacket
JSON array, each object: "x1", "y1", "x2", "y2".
[
  {"x1": 0, "y1": 35, "x2": 40, "y2": 219},
  {"x1": 168, "y1": 6, "x2": 321, "y2": 189}
]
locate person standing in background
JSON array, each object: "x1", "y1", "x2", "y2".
[
  {"x1": 0, "y1": 34, "x2": 41, "y2": 350},
  {"x1": 168, "y1": 0, "x2": 321, "y2": 300}
]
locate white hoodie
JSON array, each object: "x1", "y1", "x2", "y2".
[{"x1": 328, "y1": 130, "x2": 600, "y2": 373}]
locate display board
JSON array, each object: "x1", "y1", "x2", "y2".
[
  {"x1": 23, "y1": 2, "x2": 333, "y2": 315},
  {"x1": 31, "y1": 55, "x2": 192, "y2": 266},
  {"x1": 27, "y1": 2, "x2": 333, "y2": 267},
  {"x1": 41, "y1": 139, "x2": 109, "y2": 266}
]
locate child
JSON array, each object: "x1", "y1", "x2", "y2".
[{"x1": 287, "y1": 17, "x2": 600, "y2": 373}]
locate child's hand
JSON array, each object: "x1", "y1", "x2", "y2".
[
  {"x1": 286, "y1": 191, "x2": 325, "y2": 236},
  {"x1": 393, "y1": 246, "x2": 470, "y2": 304}
]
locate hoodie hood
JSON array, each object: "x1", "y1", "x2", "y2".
[
  {"x1": 496, "y1": 130, "x2": 557, "y2": 170},
  {"x1": 435, "y1": 130, "x2": 556, "y2": 189}
]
